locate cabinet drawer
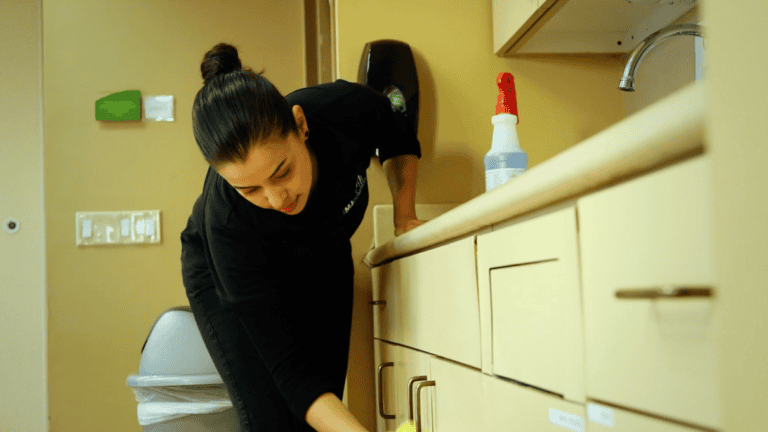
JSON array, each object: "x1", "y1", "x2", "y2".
[
  {"x1": 578, "y1": 155, "x2": 720, "y2": 430},
  {"x1": 484, "y1": 372, "x2": 587, "y2": 432},
  {"x1": 480, "y1": 204, "x2": 578, "y2": 265},
  {"x1": 478, "y1": 205, "x2": 584, "y2": 402},
  {"x1": 373, "y1": 236, "x2": 481, "y2": 368},
  {"x1": 429, "y1": 356, "x2": 586, "y2": 431},
  {"x1": 428, "y1": 356, "x2": 486, "y2": 432},
  {"x1": 394, "y1": 345, "x2": 435, "y2": 432},
  {"x1": 587, "y1": 403, "x2": 712, "y2": 432},
  {"x1": 373, "y1": 340, "x2": 398, "y2": 432}
]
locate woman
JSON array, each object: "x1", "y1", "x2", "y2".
[{"x1": 181, "y1": 43, "x2": 424, "y2": 432}]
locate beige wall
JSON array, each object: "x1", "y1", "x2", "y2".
[
  {"x1": 6, "y1": 0, "x2": 740, "y2": 431},
  {"x1": 41, "y1": 1, "x2": 304, "y2": 431},
  {"x1": 1, "y1": 1, "x2": 46, "y2": 431}
]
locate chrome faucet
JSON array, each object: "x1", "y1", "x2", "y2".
[{"x1": 619, "y1": 23, "x2": 704, "y2": 91}]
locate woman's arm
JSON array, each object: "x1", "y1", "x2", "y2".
[
  {"x1": 383, "y1": 154, "x2": 426, "y2": 236},
  {"x1": 383, "y1": 154, "x2": 417, "y2": 222},
  {"x1": 305, "y1": 392, "x2": 369, "y2": 432}
]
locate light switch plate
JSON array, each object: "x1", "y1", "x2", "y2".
[{"x1": 76, "y1": 210, "x2": 161, "y2": 246}]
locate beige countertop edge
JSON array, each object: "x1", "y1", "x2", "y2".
[{"x1": 364, "y1": 81, "x2": 706, "y2": 268}]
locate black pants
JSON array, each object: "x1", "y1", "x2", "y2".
[{"x1": 185, "y1": 252, "x2": 354, "y2": 431}]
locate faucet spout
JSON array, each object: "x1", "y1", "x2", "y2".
[{"x1": 619, "y1": 23, "x2": 704, "y2": 92}]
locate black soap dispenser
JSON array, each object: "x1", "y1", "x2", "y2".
[{"x1": 358, "y1": 39, "x2": 419, "y2": 135}]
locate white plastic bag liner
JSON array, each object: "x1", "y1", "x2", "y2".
[
  {"x1": 128, "y1": 308, "x2": 236, "y2": 426},
  {"x1": 131, "y1": 385, "x2": 233, "y2": 426}
]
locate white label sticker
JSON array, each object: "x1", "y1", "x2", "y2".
[
  {"x1": 587, "y1": 403, "x2": 615, "y2": 427},
  {"x1": 144, "y1": 95, "x2": 174, "y2": 121},
  {"x1": 549, "y1": 408, "x2": 585, "y2": 432}
]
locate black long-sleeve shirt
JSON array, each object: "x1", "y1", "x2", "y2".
[{"x1": 180, "y1": 79, "x2": 421, "y2": 424}]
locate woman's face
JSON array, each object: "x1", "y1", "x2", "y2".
[{"x1": 217, "y1": 105, "x2": 317, "y2": 215}]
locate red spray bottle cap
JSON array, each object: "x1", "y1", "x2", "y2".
[{"x1": 496, "y1": 72, "x2": 519, "y2": 124}]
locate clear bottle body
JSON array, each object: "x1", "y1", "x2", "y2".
[{"x1": 485, "y1": 113, "x2": 528, "y2": 191}]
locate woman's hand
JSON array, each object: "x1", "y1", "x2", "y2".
[{"x1": 394, "y1": 218, "x2": 427, "y2": 236}]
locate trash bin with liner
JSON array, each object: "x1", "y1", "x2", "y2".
[{"x1": 126, "y1": 306, "x2": 241, "y2": 431}]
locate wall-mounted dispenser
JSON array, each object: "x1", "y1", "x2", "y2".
[
  {"x1": 358, "y1": 39, "x2": 419, "y2": 136},
  {"x1": 95, "y1": 90, "x2": 141, "y2": 121}
]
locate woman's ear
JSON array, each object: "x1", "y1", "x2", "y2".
[{"x1": 292, "y1": 105, "x2": 306, "y2": 133}]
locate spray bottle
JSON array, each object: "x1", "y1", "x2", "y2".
[{"x1": 485, "y1": 72, "x2": 528, "y2": 192}]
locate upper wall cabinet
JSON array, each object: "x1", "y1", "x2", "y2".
[{"x1": 493, "y1": 0, "x2": 698, "y2": 56}]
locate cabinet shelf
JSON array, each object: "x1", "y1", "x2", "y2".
[{"x1": 494, "y1": 0, "x2": 698, "y2": 56}]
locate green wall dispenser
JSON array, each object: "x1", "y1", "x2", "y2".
[{"x1": 95, "y1": 90, "x2": 141, "y2": 121}]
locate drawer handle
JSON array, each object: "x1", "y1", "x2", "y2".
[
  {"x1": 615, "y1": 285, "x2": 713, "y2": 299},
  {"x1": 416, "y1": 381, "x2": 436, "y2": 432},
  {"x1": 408, "y1": 375, "x2": 428, "y2": 421},
  {"x1": 377, "y1": 362, "x2": 395, "y2": 420},
  {"x1": 370, "y1": 300, "x2": 386, "y2": 306}
]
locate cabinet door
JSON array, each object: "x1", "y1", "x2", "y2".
[
  {"x1": 479, "y1": 205, "x2": 584, "y2": 402},
  {"x1": 393, "y1": 345, "x2": 435, "y2": 432},
  {"x1": 578, "y1": 155, "x2": 721, "y2": 430},
  {"x1": 428, "y1": 356, "x2": 486, "y2": 432},
  {"x1": 371, "y1": 265, "x2": 395, "y2": 342},
  {"x1": 483, "y1": 373, "x2": 586, "y2": 431},
  {"x1": 489, "y1": 260, "x2": 584, "y2": 401},
  {"x1": 373, "y1": 339, "x2": 399, "y2": 432},
  {"x1": 587, "y1": 403, "x2": 708, "y2": 432},
  {"x1": 373, "y1": 236, "x2": 481, "y2": 369},
  {"x1": 492, "y1": 0, "x2": 542, "y2": 54},
  {"x1": 428, "y1": 355, "x2": 587, "y2": 432}
]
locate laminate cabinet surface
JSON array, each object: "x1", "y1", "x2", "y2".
[
  {"x1": 587, "y1": 402, "x2": 714, "y2": 432},
  {"x1": 578, "y1": 155, "x2": 720, "y2": 430},
  {"x1": 483, "y1": 370, "x2": 587, "y2": 431},
  {"x1": 395, "y1": 346, "x2": 435, "y2": 432},
  {"x1": 370, "y1": 84, "x2": 711, "y2": 431},
  {"x1": 373, "y1": 339, "x2": 398, "y2": 432},
  {"x1": 428, "y1": 356, "x2": 488, "y2": 432},
  {"x1": 372, "y1": 237, "x2": 481, "y2": 369},
  {"x1": 424, "y1": 355, "x2": 588, "y2": 432},
  {"x1": 477, "y1": 205, "x2": 585, "y2": 402}
]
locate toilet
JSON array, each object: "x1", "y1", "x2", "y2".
[{"x1": 126, "y1": 306, "x2": 241, "y2": 431}]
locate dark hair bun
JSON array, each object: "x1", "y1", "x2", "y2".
[{"x1": 201, "y1": 43, "x2": 243, "y2": 84}]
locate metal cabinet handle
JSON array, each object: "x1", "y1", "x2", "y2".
[
  {"x1": 407, "y1": 376, "x2": 428, "y2": 421},
  {"x1": 615, "y1": 285, "x2": 713, "y2": 299},
  {"x1": 415, "y1": 381, "x2": 436, "y2": 432},
  {"x1": 377, "y1": 362, "x2": 395, "y2": 419}
]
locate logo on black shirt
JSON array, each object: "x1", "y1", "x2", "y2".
[{"x1": 343, "y1": 174, "x2": 367, "y2": 216}]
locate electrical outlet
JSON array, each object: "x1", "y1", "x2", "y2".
[{"x1": 76, "y1": 210, "x2": 161, "y2": 246}]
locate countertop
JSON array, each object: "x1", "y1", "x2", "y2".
[{"x1": 364, "y1": 80, "x2": 706, "y2": 268}]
